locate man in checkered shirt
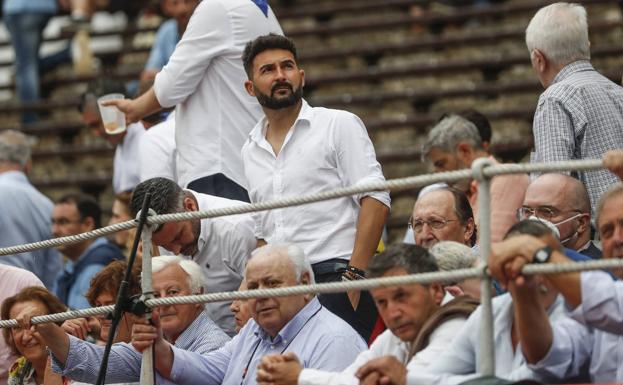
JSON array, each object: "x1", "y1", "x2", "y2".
[{"x1": 526, "y1": 2, "x2": 623, "y2": 215}]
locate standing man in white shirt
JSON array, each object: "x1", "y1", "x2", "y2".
[
  {"x1": 240, "y1": 34, "x2": 391, "y2": 341},
  {"x1": 130, "y1": 177, "x2": 257, "y2": 335},
  {"x1": 104, "y1": 0, "x2": 283, "y2": 201},
  {"x1": 255, "y1": 244, "x2": 475, "y2": 385}
]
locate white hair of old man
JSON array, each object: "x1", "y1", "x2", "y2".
[
  {"x1": 422, "y1": 114, "x2": 483, "y2": 160},
  {"x1": 151, "y1": 255, "x2": 205, "y2": 294},
  {"x1": 250, "y1": 243, "x2": 316, "y2": 284},
  {"x1": 525, "y1": 2, "x2": 590, "y2": 66},
  {"x1": 430, "y1": 241, "x2": 478, "y2": 272},
  {"x1": 0, "y1": 130, "x2": 36, "y2": 168}
]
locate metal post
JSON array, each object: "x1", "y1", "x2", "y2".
[
  {"x1": 472, "y1": 158, "x2": 495, "y2": 376},
  {"x1": 140, "y1": 210, "x2": 157, "y2": 385}
]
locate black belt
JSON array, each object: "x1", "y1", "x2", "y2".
[{"x1": 312, "y1": 258, "x2": 349, "y2": 276}]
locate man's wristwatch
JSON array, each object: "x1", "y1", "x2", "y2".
[{"x1": 533, "y1": 246, "x2": 553, "y2": 263}]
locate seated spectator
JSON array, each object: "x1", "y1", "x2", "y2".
[
  {"x1": 2, "y1": 286, "x2": 67, "y2": 385},
  {"x1": 61, "y1": 260, "x2": 141, "y2": 346},
  {"x1": 430, "y1": 241, "x2": 481, "y2": 299},
  {"x1": 129, "y1": 244, "x2": 367, "y2": 384},
  {"x1": 25, "y1": 256, "x2": 229, "y2": 384},
  {"x1": 130, "y1": 177, "x2": 256, "y2": 335},
  {"x1": 254, "y1": 244, "x2": 477, "y2": 385},
  {"x1": 409, "y1": 187, "x2": 476, "y2": 248},
  {"x1": 81, "y1": 79, "x2": 145, "y2": 194},
  {"x1": 141, "y1": 0, "x2": 201, "y2": 81},
  {"x1": 359, "y1": 220, "x2": 566, "y2": 385},
  {"x1": 423, "y1": 114, "x2": 530, "y2": 242},
  {"x1": 52, "y1": 193, "x2": 124, "y2": 309},
  {"x1": 229, "y1": 280, "x2": 252, "y2": 334},
  {"x1": 0, "y1": 266, "x2": 44, "y2": 384},
  {"x1": 488, "y1": 183, "x2": 623, "y2": 383},
  {"x1": 0, "y1": 130, "x2": 62, "y2": 289},
  {"x1": 519, "y1": 173, "x2": 600, "y2": 258},
  {"x1": 107, "y1": 192, "x2": 134, "y2": 254}
]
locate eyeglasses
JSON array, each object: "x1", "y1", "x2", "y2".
[
  {"x1": 51, "y1": 218, "x2": 82, "y2": 226},
  {"x1": 408, "y1": 217, "x2": 457, "y2": 233},
  {"x1": 517, "y1": 206, "x2": 581, "y2": 221}
]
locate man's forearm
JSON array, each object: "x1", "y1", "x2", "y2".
[
  {"x1": 350, "y1": 197, "x2": 389, "y2": 269},
  {"x1": 513, "y1": 287, "x2": 552, "y2": 364},
  {"x1": 37, "y1": 323, "x2": 70, "y2": 365},
  {"x1": 154, "y1": 340, "x2": 175, "y2": 379},
  {"x1": 545, "y1": 251, "x2": 582, "y2": 308}
]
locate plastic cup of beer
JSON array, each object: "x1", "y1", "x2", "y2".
[{"x1": 97, "y1": 93, "x2": 126, "y2": 135}]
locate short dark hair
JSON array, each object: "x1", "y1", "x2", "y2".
[
  {"x1": 80, "y1": 77, "x2": 127, "y2": 113},
  {"x1": 242, "y1": 33, "x2": 298, "y2": 78},
  {"x1": 57, "y1": 193, "x2": 102, "y2": 229},
  {"x1": 85, "y1": 260, "x2": 141, "y2": 307},
  {"x1": 458, "y1": 109, "x2": 491, "y2": 145},
  {"x1": 504, "y1": 219, "x2": 554, "y2": 239},
  {"x1": 443, "y1": 187, "x2": 478, "y2": 246},
  {"x1": 130, "y1": 177, "x2": 185, "y2": 217},
  {"x1": 367, "y1": 244, "x2": 439, "y2": 279},
  {"x1": 1, "y1": 286, "x2": 67, "y2": 355}
]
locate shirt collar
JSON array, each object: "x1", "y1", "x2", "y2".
[
  {"x1": 0, "y1": 170, "x2": 28, "y2": 183},
  {"x1": 256, "y1": 296, "x2": 321, "y2": 344},
  {"x1": 175, "y1": 309, "x2": 209, "y2": 349},
  {"x1": 248, "y1": 99, "x2": 314, "y2": 145},
  {"x1": 552, "y1": 60, "x2": 594, "y2": 85}
]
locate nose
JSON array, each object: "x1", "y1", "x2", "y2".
[
  {"x1": 230, "y1": 300, "x2": 240, "y2": 314},
  {"x1": 613, "y1": 225, "x2": 623, "y2": 244},
  {"x1": 385, "y1": 301, "x2": 402, "y2": 322},
  {"x1": 166, "y1": 243, "x2": 182, "y2": 254}
]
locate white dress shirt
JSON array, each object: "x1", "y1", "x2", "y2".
[
  {"x1": 409, "y1": 294, "x2": 565, "y2": 385},
  {"x1": 241, "y1": 100, "x2": 391, "y2": 264},
  {"x1": 185, "y1": 191, "x2": 257, "y2": 335},
  {"x1": 530, "y1": 271, "x2": 623, "y2": 383},
  {"x1": 153, "y1": 0, "x2": 283, "y2": 188},
  {"x1": 299, "y1": 312, "x2": 466, "y2": 385},
  {"x1": 113, "y1": 122, "x2": 145, "y2": 193},
  {"x1": 139, "y1": 111, "x2": 177, "y2": 182}
]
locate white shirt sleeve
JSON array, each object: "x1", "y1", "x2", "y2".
[
  {"x1": 154, "y1": 0, "x2": 232, "y2": 107},
  {"x1": 566, "y1": 270, "x2": 623, "y2": 334},
  {"x1": 332, "y1": 111, "x2": 391, "y2": 208}
]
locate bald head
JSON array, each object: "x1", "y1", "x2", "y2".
[{"x1": 523, "y1": 173, "x2": 591, "y2": 251}]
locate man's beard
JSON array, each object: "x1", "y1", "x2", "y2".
[{"x1": 255, "y1": 81, "x2": 303, "y2": 110}]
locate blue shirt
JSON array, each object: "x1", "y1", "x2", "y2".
[
  {"x1": 0, "y1": 171, "x2": 62, "y2": 289},
  {"x1": 168, "y1": 297, "x2": 367, "y2": 385},
  {"x1": 3, "y1": 0, "x2": 57, "y2": 15},
  {"x1": 52, "y1": 310, "x2": 230, "y2": 382},
  {"x1": 145, "y1": 19, "x2": 180, "y2": 71}
]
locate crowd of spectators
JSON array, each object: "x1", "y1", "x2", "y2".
[{"x1": 1, "y1": 1, "x2": 623, "y2": 385}]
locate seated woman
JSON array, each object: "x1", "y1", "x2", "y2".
[{"x1": 1, "y1": 286, "x2": 67, "y2": 385}]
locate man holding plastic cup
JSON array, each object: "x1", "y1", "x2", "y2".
[{"x1": 82, "y1": 78, "x2": 145, "y2": 193}]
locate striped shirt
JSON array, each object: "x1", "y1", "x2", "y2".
[
  {"x1": 52, "y1": 310, "x2": 230, "y2": 383},
  {"x1": 530, "y1": 60, "x2": 623, "y2": 214}
]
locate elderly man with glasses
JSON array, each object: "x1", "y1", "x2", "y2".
[
  {"x1": 518, "y1": 173, "x2": 601, "y2": 258},
  {"x1": 409, "y1": 187, "x2": 477, "y2": 249}
]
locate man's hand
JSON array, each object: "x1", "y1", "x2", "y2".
[
  {"x1": 604, "y1": 150, "x2": 623, "y2": 180},
  {"x1": 355, "y1": 356, "x2": 407, "y2": 385},
  {"x1": 256, "y1": 352, "x2": 302, "y2": 385},
  {"x1": 131, "y1": 313, "x2": 163, "y2": 352},
  {"x1": 101, "y1": 98, "x2": 141, "y2": 125},
  {"x1": 61, "y1": 318, "x2": 91, "y2": 340},
  {"x1": 488, "y1": 235, "x2": 546, "y2": 289}
]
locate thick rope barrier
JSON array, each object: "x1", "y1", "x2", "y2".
[
  {"x1": 0, "y1": 159, "x2": 603, "y2": 257},
  {"x1": 2, "y1": 257, "x2": 622, "y2": 328}
]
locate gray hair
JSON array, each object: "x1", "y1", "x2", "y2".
[
  {"x1": 525, "y1": 2, "x2": 590, "y2": 66},
  {"x1": 0, "y1": 130, "x2": 35, "y2": 168},
  {"x1": 430, "y1": 241, "x2": 478, "y2": 272},
  {"x1": 250, "y1": 243, "x2": 315, "y2": 284},
  {"x1": 151, "y1": 255, "x2": 205, "y2": 294},
  {"x1": 596, "y1": 183, "x2": 623, "y2": 229},
  {"x1": 422, "y1": 115, "x2": 483, "y2": 159}
]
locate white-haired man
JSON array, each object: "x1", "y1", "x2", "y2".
[
  {"x1": 526, "y1": 2, "x2": 623, "y2": 214},
  {"x1": 423, "y1": 115, "x2": 529, "y2": 242},
  {"x1": 17, "y1": 256, "x2": 230, "y2": 382},
  {"x1": 130, "y1": 243, "x2": 367, "y2": 385}
]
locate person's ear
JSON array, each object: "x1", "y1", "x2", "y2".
[
  {"x1": 244, "y1": 80, "x2": 255, "y2": 97},
  {"x1": 531, "y1": 49, "x2": 547, "y2": 73},
  {"x1": 457, "y1": 142, "x2": 473, "y2": 161},
  {"x1": 300, "y1": 69, "x2": 305, "y2": 88},
  {"x1": 430, "y1": 283, "x2": 445, "y2": 306},
  {"x1": 82, "y1": 216, "x2": 96, "y2": 231},
  {"x1": 464, "y1": 218, "x2": 476, "y2": 245},
  {"x1": 576, "y1": 213, "x2": 590, "y2": 234},
  {"x1": 183, "y1": 196, "x2": 198, "y2": 212}
]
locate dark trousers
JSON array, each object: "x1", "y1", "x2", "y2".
[
  {"x1": 312, "y1": 259, "x2": 378, "y2": 342},
  {"x1": 187, "y1": 173, "x2": 250, "y2": 202}
]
